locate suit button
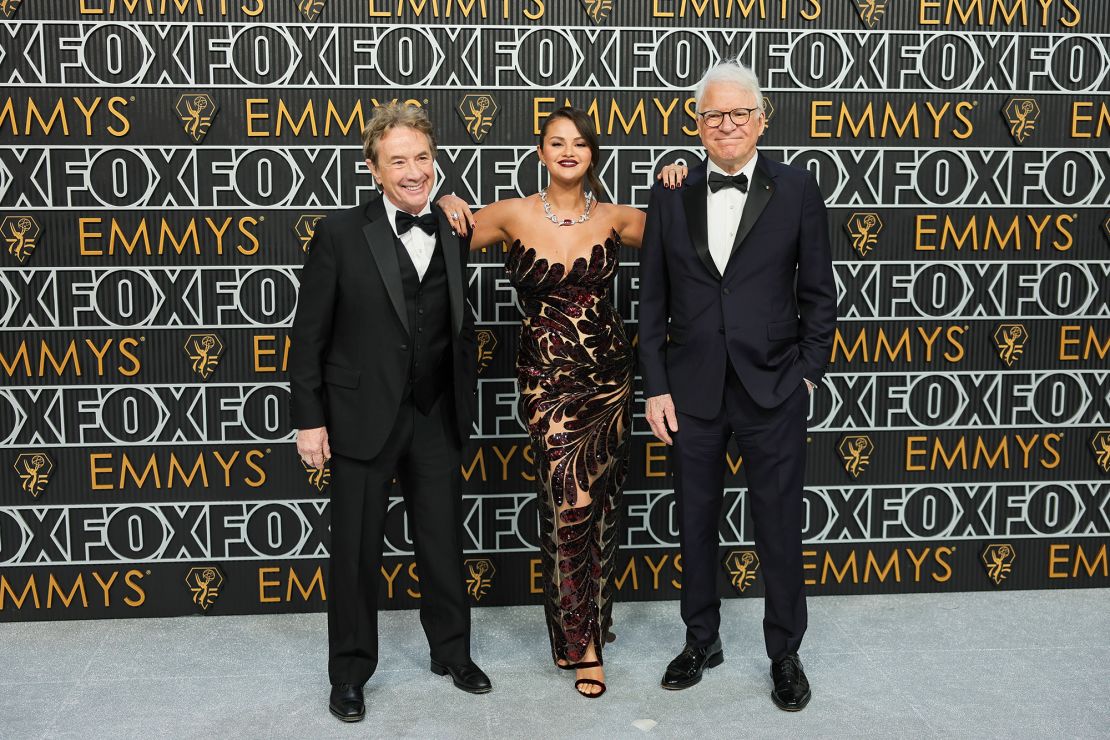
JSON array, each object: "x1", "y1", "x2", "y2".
[
  {"x1": 719, "y1": 327, "x2": 725, "y2": 334},
  {"x1": 418, "y1": 327, "x2": 424, "y2": 333},
  {"x1": 400, "y1": 344, "x2": 408, "y2": 351},
  {"x1": 722, "y1": 287, "x2": 731, "y2": 295}
]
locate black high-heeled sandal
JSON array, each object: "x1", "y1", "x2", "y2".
[
  {"x1": 557, "y1": 630, "x2": 615, "y2": 668},
  {"x1": 572, "y1": 660, "x2": 606, "y2": 699}
]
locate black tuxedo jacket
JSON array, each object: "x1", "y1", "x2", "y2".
[
  {"x1": 638, "y1": 154, "x2": 836, "y2": 418},
  {"x1": 289, "y1": 196, "x2": 478, "y2": 460}
]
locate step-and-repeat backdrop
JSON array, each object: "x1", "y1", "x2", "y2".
[{"x1": 1, "y1": 1, "x2": 1108, "y2": 621}]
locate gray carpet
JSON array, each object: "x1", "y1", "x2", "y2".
[{"x1": 2, "y1": 590, "x2": 1108, "y2": 739}]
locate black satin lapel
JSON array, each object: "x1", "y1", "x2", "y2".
[
  {"x1": 683, "y1": 178, "x2": 720, "y2": 281},
  {"x1": 438, "y1": 214, "x2": 464, "y2": 336},
  {"x1": 362, "y1": 218, "x2": 409, "y2": 336},
  {"x1": 728, "y1": 165, "x2": 774, "y2": 260}
]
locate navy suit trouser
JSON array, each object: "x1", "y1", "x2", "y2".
[{"x1": 672, "y1": 364, "x2": 809, "y2": 662}]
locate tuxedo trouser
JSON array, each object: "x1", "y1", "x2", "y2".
[
  {"x1": 672, "y1": 365, "x2": 809, "y2": 662},
  {"x1": 327, "y1": 393, "x2": 470, "y2": 686}
]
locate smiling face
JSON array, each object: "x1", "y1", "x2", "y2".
[
  {"x1": 367, "y1": 125, "x2": 435, "y2": 214},
  {"x1": 537, "y1": 115, "x2": 592, "y2": 187},
  {"x1": 697, "y1": 82, "x2": 765, "y2": 173}
]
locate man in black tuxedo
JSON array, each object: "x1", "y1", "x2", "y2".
[
  {"x1": 290, "y1": 103, "x2": 490, "y2": 723},
  {"x1": 639, "y1": 61, "x2": 836, "y2": 711}
]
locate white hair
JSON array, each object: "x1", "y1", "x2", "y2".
[{"x1": 694, "y1": 60, "x2": 764, "y2": 112}]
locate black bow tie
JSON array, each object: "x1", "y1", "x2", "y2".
[
  {"x1": 708, "y1": 171, "x2": 749, "y2": 193},
  {"x1": 395, "y1": 211, "x2": 437, "y2": 236}
]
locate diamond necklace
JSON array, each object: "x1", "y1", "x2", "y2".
[{"x1": 540, "y1": 188, "x2": 593, "y2": 226}]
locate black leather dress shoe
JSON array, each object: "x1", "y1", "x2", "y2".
[
  {"x1": 328, "y1": 683, "x2": 365, "y2": 722},
  {"x1": 430, "y1": 658, "x2": 492, "y2": 694},
  {"x1": 661, "y1": 637, "x2": 724, "y2": 690},
  {"x1": 770, "y1": 654, "x2": 811, "y2": 711}
]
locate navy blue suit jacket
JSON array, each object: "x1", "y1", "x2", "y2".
[{"x1": 638, "y1": 154, "x2": 836, "y2": 418}]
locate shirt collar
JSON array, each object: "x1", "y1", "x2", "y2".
[
  {"x1": 382, "y1": 195, "x2": 433, "y2": 237},
  {"x1": 707, "y1": 152, "x2": 759, "y2": 184}
]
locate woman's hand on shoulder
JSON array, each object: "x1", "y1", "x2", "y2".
[
  {"x1": 435, "y1": 193, "x2": 476, "y2": 237},
  {"x1": 656, "y1": 163, "x2": 689, "y2": 190}
]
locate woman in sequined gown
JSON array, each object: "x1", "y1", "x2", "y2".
[{"x1": 437, "y1": 108, "x2": 661, "y2": 697}]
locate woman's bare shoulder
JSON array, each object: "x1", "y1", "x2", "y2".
[
  {"x1": 593, "y1": 202, "x2": 646, "y2": 247},
  {"x1": 604, "y1": 202, "x2": 643, "y2": 218},
  {"x1": 479, "y1": 195, "x2": 534, "y2": 219},
  {"x1": 595, "y1": 202, "x2": 643, "y2": 227}
]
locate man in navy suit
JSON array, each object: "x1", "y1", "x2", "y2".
[{"x1": 639, "y1": 60, "x2": 836, "y2": 711}]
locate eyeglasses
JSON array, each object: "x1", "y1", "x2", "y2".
[{"x1": 697, "y1": 107, "x2": 763, "y2": 128}]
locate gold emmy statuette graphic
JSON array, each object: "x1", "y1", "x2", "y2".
[
  {"x1": 457, "y1": 94, "x2": 500, "y2": 144},
  {"x1": 981, "y1": 544, "x2": 1015, "y2": 586},
  {"x1": 838, "y1": 435, "x2": 874, "y2": 478},
  {"x1": 175, "y1": 93, "x2": 219, "y2": 143},
  {"x1": 0, "y1": 0, "x2": 24, "y2": 19},
  {"x1": 761, "y1": 97, "x2": 775, "y2": 130},
  {"x1": 855, "y1": 0, "x2": 887, "y2": 28},
  {"x1": 1003, "y1": 98, "x2": 1040, "y2": 145},
  {"x1": 184, "y1": 333, "x2": 225, "y2": 379},
  {"x1": 186, "y1": 566, "x2": 225, "y2": 610},
  {"x1": 1090, "y1": 431, "x2": 1110, "y2": 474},
  {"x1": 464, "y1": 559, "x2": 495, "y2": 601},
  {"x1": 476, "y1": 329, "x2": 497, "y2": 374},
  {"x1": 294, "y1": 215, "x2": 324, "y2": 253},
  {"x1": 724, "y1": 550, "x2": 760, "y2": 594},
  {"x1": 2, "y1": 215, "x2": 41, "y2": 264},
  {"x1": 14, "y1": 452, "x2": 54, "y2": 498},
  {"x1": 296, "y1": 0, "x2": 326, "y2": 21},
  {"x1": 845, "y1": 213, "x2": 883, "y2": 258},
  {"x1": 579, "y1": 0, "x2": 614, "y2": 23},
  {"x1": 301, "y1": 457, "x2": 331, "y2": 491},
  {"x1": 993, "y1": 324, "x2": 1028, "y2": 367}
]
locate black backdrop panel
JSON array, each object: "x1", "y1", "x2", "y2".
[{"x1": 1, "y1": 1, "x2": 1108, "y2": 621}]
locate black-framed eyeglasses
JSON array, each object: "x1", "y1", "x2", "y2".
[{"x1": 697, "y1": 107, "x2": 762, "y2": 128}]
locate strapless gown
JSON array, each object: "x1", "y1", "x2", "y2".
[{"x1": 505, "y1": 229, "x2": 633, "y2": 665}]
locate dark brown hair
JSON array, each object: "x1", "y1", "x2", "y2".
[{"x1": 539, "y1": 107, "x2": 606, "y2": 201}]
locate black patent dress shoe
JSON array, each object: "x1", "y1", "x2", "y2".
[
  {"x1": 661, "y1": 637, "x2": 724, "y2": 690},
  {"x1": 328, "y1": 683, "x2": 365, "y2": 722},
  {"x1": 770, "y1": 654, "x2": 812, "y2": 711},
  {"x1": 430, "y1": 658, "x2": 493, "y2": 694}
]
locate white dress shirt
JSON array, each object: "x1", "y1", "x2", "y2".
[
  {"x1": 706, "y1": 154, "x2": 760, "y2": 276},
  {"x1": 383, "y1": 197, "x2": 436, "y2": 280}
]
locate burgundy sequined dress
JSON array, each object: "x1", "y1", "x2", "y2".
[{"x1": 505, "y1": 229, "x2": 632, "y2": 666}]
